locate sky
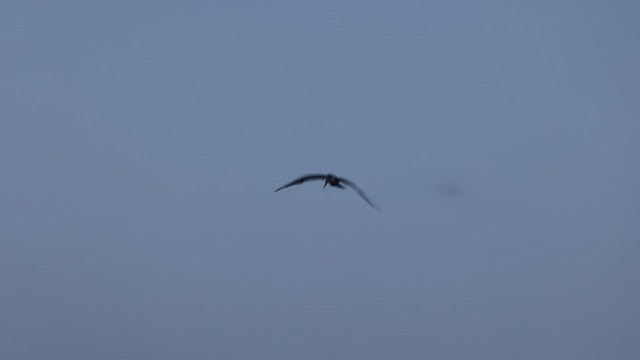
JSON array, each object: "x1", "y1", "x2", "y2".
[{"x1": 1, "y1": 1, "x2": 639, "y2": 359}]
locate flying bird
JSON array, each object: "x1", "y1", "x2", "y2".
[{"x1": 274, "y1": 173, "x2": 380, "y2": 211}]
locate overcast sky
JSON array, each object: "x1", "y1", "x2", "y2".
[{"x1": 1, "y1": 1, "x2": 639, "y2": 359}]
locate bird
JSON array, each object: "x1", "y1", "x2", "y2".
[{"x1": 274, "y1": 173, "x2": 380, "y2": 211}]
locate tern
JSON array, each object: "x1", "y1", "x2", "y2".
[{"x1": 274, "y1": 173, "x2": 380, "y2": 211}]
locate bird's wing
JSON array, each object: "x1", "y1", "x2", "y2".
[
  {"x1": 339, "y1": 178, "x2": 381, "y2": 211},
  {"x1": 274, "y1": 174, "x2": 326, "y2": 192}
]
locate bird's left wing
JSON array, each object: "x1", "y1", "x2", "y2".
[{"x1": 274, "y1": 174, "x2": 326, "y2": 192}]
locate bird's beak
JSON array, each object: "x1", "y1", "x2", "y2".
[{"x1": 323, "y1": 180, "x2": 328, "y2": 189}]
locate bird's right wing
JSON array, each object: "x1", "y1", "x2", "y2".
[
  {"x1": 339, "y1": 178, "x2": 381, "y2": 211},
  {"x1": 274, "y1": 174, "x2": 326, "y2": 192}
]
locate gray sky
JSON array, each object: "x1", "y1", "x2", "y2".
[{"x1": 1, "y1": 1, "x2": 639, "y2": 359}]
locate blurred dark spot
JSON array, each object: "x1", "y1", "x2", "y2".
[{"x1": 433, "y1": 182, "x2": 462, "y2": 197}]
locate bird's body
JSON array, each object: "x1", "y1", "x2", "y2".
[{"x1": 275, "y1": 173, "x2": 380, "y2": 211}]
